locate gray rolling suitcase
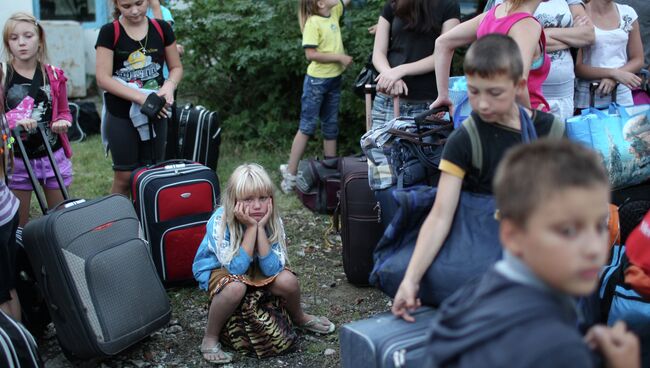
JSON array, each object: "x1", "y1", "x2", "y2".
[
  {"x1": 14, "y1": 126, "x2": 171, "y2": 360},
  {"x1": 340, "y1": 307, "x2": 436, "y2": 368}
]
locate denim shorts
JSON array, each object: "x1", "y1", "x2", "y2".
[
  {"x1": 299, "y1": 75, "x2": 342, "y2": 140},
  {"x1": 10, "y1": 147, "x2": 73, "y2": 191},
  {"x1": 371, "y1": 93, "x2": 433, "y2": 131},
  {"x1": 104, "y1": 111, "x2": 168, "y2": 171}
]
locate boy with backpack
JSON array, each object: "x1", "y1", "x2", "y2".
[
  {"x1": 391, "y1": 34, "x2": 565, "y2": 312},
  {"x1": 422, "y1": 139, "x2": 640, "y2": 367}
]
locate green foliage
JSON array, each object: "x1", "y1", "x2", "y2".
[{"x1": 174, "y1": 0, "x2": 384, "y2": 152}]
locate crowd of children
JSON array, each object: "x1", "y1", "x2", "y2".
[{"x1": 1, "y1": 0, "x2": 649, "y2": 366}]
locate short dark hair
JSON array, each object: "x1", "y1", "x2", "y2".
[
  {"x1": 493, "y1": 139, "x2": 609, "y2": 227},
  {"x1": 463, "y1": 34, "x2": 523, "y2": 83}
]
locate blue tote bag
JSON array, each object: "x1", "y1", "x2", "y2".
[
  {"x1": 369, "y1": 186, "x2": 501, "y2": 306},
  {"x1": 566, "y1": 104, "x2": 650, "y2": 189}
]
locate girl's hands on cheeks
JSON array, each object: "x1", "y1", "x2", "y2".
[
  {"x1": 234, "y1": 201, "x2": 258, "y2": 228},
  {"x1": 257, "y1": 198, "x2": 273, "y2": 228}
]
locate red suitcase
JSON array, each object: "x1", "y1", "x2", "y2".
[{"x1": 131, "y1": 161, "x2": 219, "y2": 284}]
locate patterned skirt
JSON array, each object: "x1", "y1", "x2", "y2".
[{"x1": 208, "y1": 265, "x2": 298, "y2": 358}]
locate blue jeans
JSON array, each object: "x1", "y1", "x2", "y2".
[{"x1": 299, "y1": 75, "x2": 342, "y2": 140}]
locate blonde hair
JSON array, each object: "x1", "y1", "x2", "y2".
[
  {"x1": 217, "y1": 163, "x2": 288, "y2": 265},
  {"x1": 298, "y1": 0, "x2": 320, "y2": 33},
  {"x1": 2, "y1": 12, "x2": 48, "y2": 65}
]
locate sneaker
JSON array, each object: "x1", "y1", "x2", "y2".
[{"x1": 279, "y1": 164, "x2": 296, "y2": 194}]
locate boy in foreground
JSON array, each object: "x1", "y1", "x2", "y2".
[{"x1": 424, "y1": 140, "x2": 639, "y2": 367}]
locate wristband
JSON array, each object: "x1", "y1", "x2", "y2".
[{"x1": 166, "y1": 78, "x2": 178, "y2": 87}]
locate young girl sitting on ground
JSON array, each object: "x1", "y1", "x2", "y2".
[
  {"x1": 193, "y1": 163, "x2": 335, "y2": 364},
  {"x1": 2, "y1": 12, "x2": 73, "y2": 227}
]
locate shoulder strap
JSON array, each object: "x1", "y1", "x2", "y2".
[
  {"x1": 462, "y1": 116, "x2": 483, "y2": 173},
  {"x1": 547, "y1": 115, "x2": 566, "y2": 139},
  {"x1": 113, "y1": 20, "x2": 120, "y2": 48},
  {"x1": 113, "y1": 18, "x2": 165, "y2": 48},
  {"x1": 150, "y1": 18, "x2": 165, "y2": 44},
  {"x1": 1, "y1": 62, "x2": 6, "y2": 87}
]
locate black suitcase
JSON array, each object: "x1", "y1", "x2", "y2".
[
  {"x1": 176, "y1": 104, "x2": 221, "y2": 171},
  {"x1": 338, "y1": 155, "x2": 382, "y2": 285},
  {"x1": 14, "y1": 126, "x2": 171, "y2": 360},
  {"x1": 0, "y1": 309, "x2": 43, "y2": 367},
  {"x1": 340, "y1": 307, "x2": 435, "y2": 368}
]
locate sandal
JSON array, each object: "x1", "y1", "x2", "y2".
[
  {"x1": 298, "y1": 316, "x2": 335, "y2": 335},
  {"x1": 200, "y1": 342, "x2": 233, "y2": 364}
]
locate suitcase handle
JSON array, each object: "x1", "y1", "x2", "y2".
[
  {"x1": 149, "y1": 159, "x2": 194, "y2": 169},
  {"x1": 589, "y1": 81, "x2": 618, "y2": 108},
  {"x1": 12, "y1": 125, "x2": 70, "y2": 215}
]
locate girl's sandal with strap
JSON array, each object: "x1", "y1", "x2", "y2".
[
  {"x1": 200, "y1": 342, "x2": 233, "y2": 364},
  {"x1": 298, "y1": 316, "x2": 335, "y2": 335}
]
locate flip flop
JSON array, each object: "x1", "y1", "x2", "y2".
[
  {"x1": 299, "y1": 316, "x2": 335, "y2": 335},
  {"x1": 200, "y1": 342, "x2": 233, "y2": 364}
]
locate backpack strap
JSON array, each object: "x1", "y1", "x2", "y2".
[
  {"x1": 547, "y1": 114, "x2": 566, "y2": 139},
  {"x1": 113, "y1": 18, "x2": 165, "y2": 48},
  {"x1": 1, "y1": 62, "x2": 6, "y2": 88},
  {"x1": 113, "y1": 20, "x2": 120, "y2": 48},
  {"x1": 150, "y1": 18, "x2": 165, "y2": 44},
  {"x1": 462, "y1": 116, "x2": 483, "y2": 173}
]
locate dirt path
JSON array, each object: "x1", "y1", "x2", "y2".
[{"x1": 39, "y1": 206, "x2": 390, "y2": 368}]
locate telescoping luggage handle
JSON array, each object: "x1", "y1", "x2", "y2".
[
  {"x1": 589, "y1": 81, "x2": 618, "y2": 108},
  {"x1": 12, "y1": 125, "x2": 71, "y2": 215}
]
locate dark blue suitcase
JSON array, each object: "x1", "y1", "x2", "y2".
[{"x1": 340, "y1": 307, "x2": 435, "y2": 368}]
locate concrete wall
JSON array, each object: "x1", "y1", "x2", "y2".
[{"x1": 40, "y1": 21, "x2": 86, "y2": 97}]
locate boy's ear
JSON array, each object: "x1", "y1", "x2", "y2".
[
  {"x1": 500, "y1": 218, "x2": 525, "y2": 257},
  {"x1": 515, "y1": 78, "x2": 527, "y2": 94}
]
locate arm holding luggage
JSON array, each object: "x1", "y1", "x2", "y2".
[
  {"x1": 575, "y1": 20, "x2": 643, "y2": 92},
  {"x1": 584, "y1": 321, "x2": 640, "y2": 368},
  {"x1": 159, "y1": 39, "x2": 183, "y2": 107},
  {"x1": 392, "y1": 173, "x2": 462, "y2": 322},
  {"x1": 373, "y1": 17, "x2": 459, "y2": 96},
  {"x1": 429, "y1": 14, "x2": 484, "y2": 112}
]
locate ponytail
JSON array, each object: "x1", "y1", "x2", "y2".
[
  {"x1": 112, "y1": 0, "x2": 120, "y2": 20},
  {"x1": 298, "y1": 0, "x2": 319, "y2": 33}
]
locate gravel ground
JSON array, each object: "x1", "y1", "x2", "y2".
[{"x1": 38, "y1": 205, "x2": 391, "y2": 368}]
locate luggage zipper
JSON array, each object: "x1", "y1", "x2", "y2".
[{"x1": 382, "y1": 332, "x2": 428, "y2": 368}]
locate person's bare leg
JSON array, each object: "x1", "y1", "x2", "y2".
[
  {"x1": 323, "y1": 139, "x2": 337, "y2": 158},
  {"x1": 268, "y1": 270, "x2": 332, "y2": 332},
  {"x1": 111, "y1": 171, "x2": 132, "y2": 197},
  {"x1": 202, "y1": 282, "x2": 246, "y2": 363},
  {"x1": 0, "y1": 290, "x2": 22, "y2": 322},
  {"x1": 287, "y1": 132, "x2": 310, "y2": 175},
  {"x1": 12, "y1": 190, "x2": 32, "y2": 227},
  {"x1": 44, "y1": 187, "x2": 66, "y2": 210}
]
